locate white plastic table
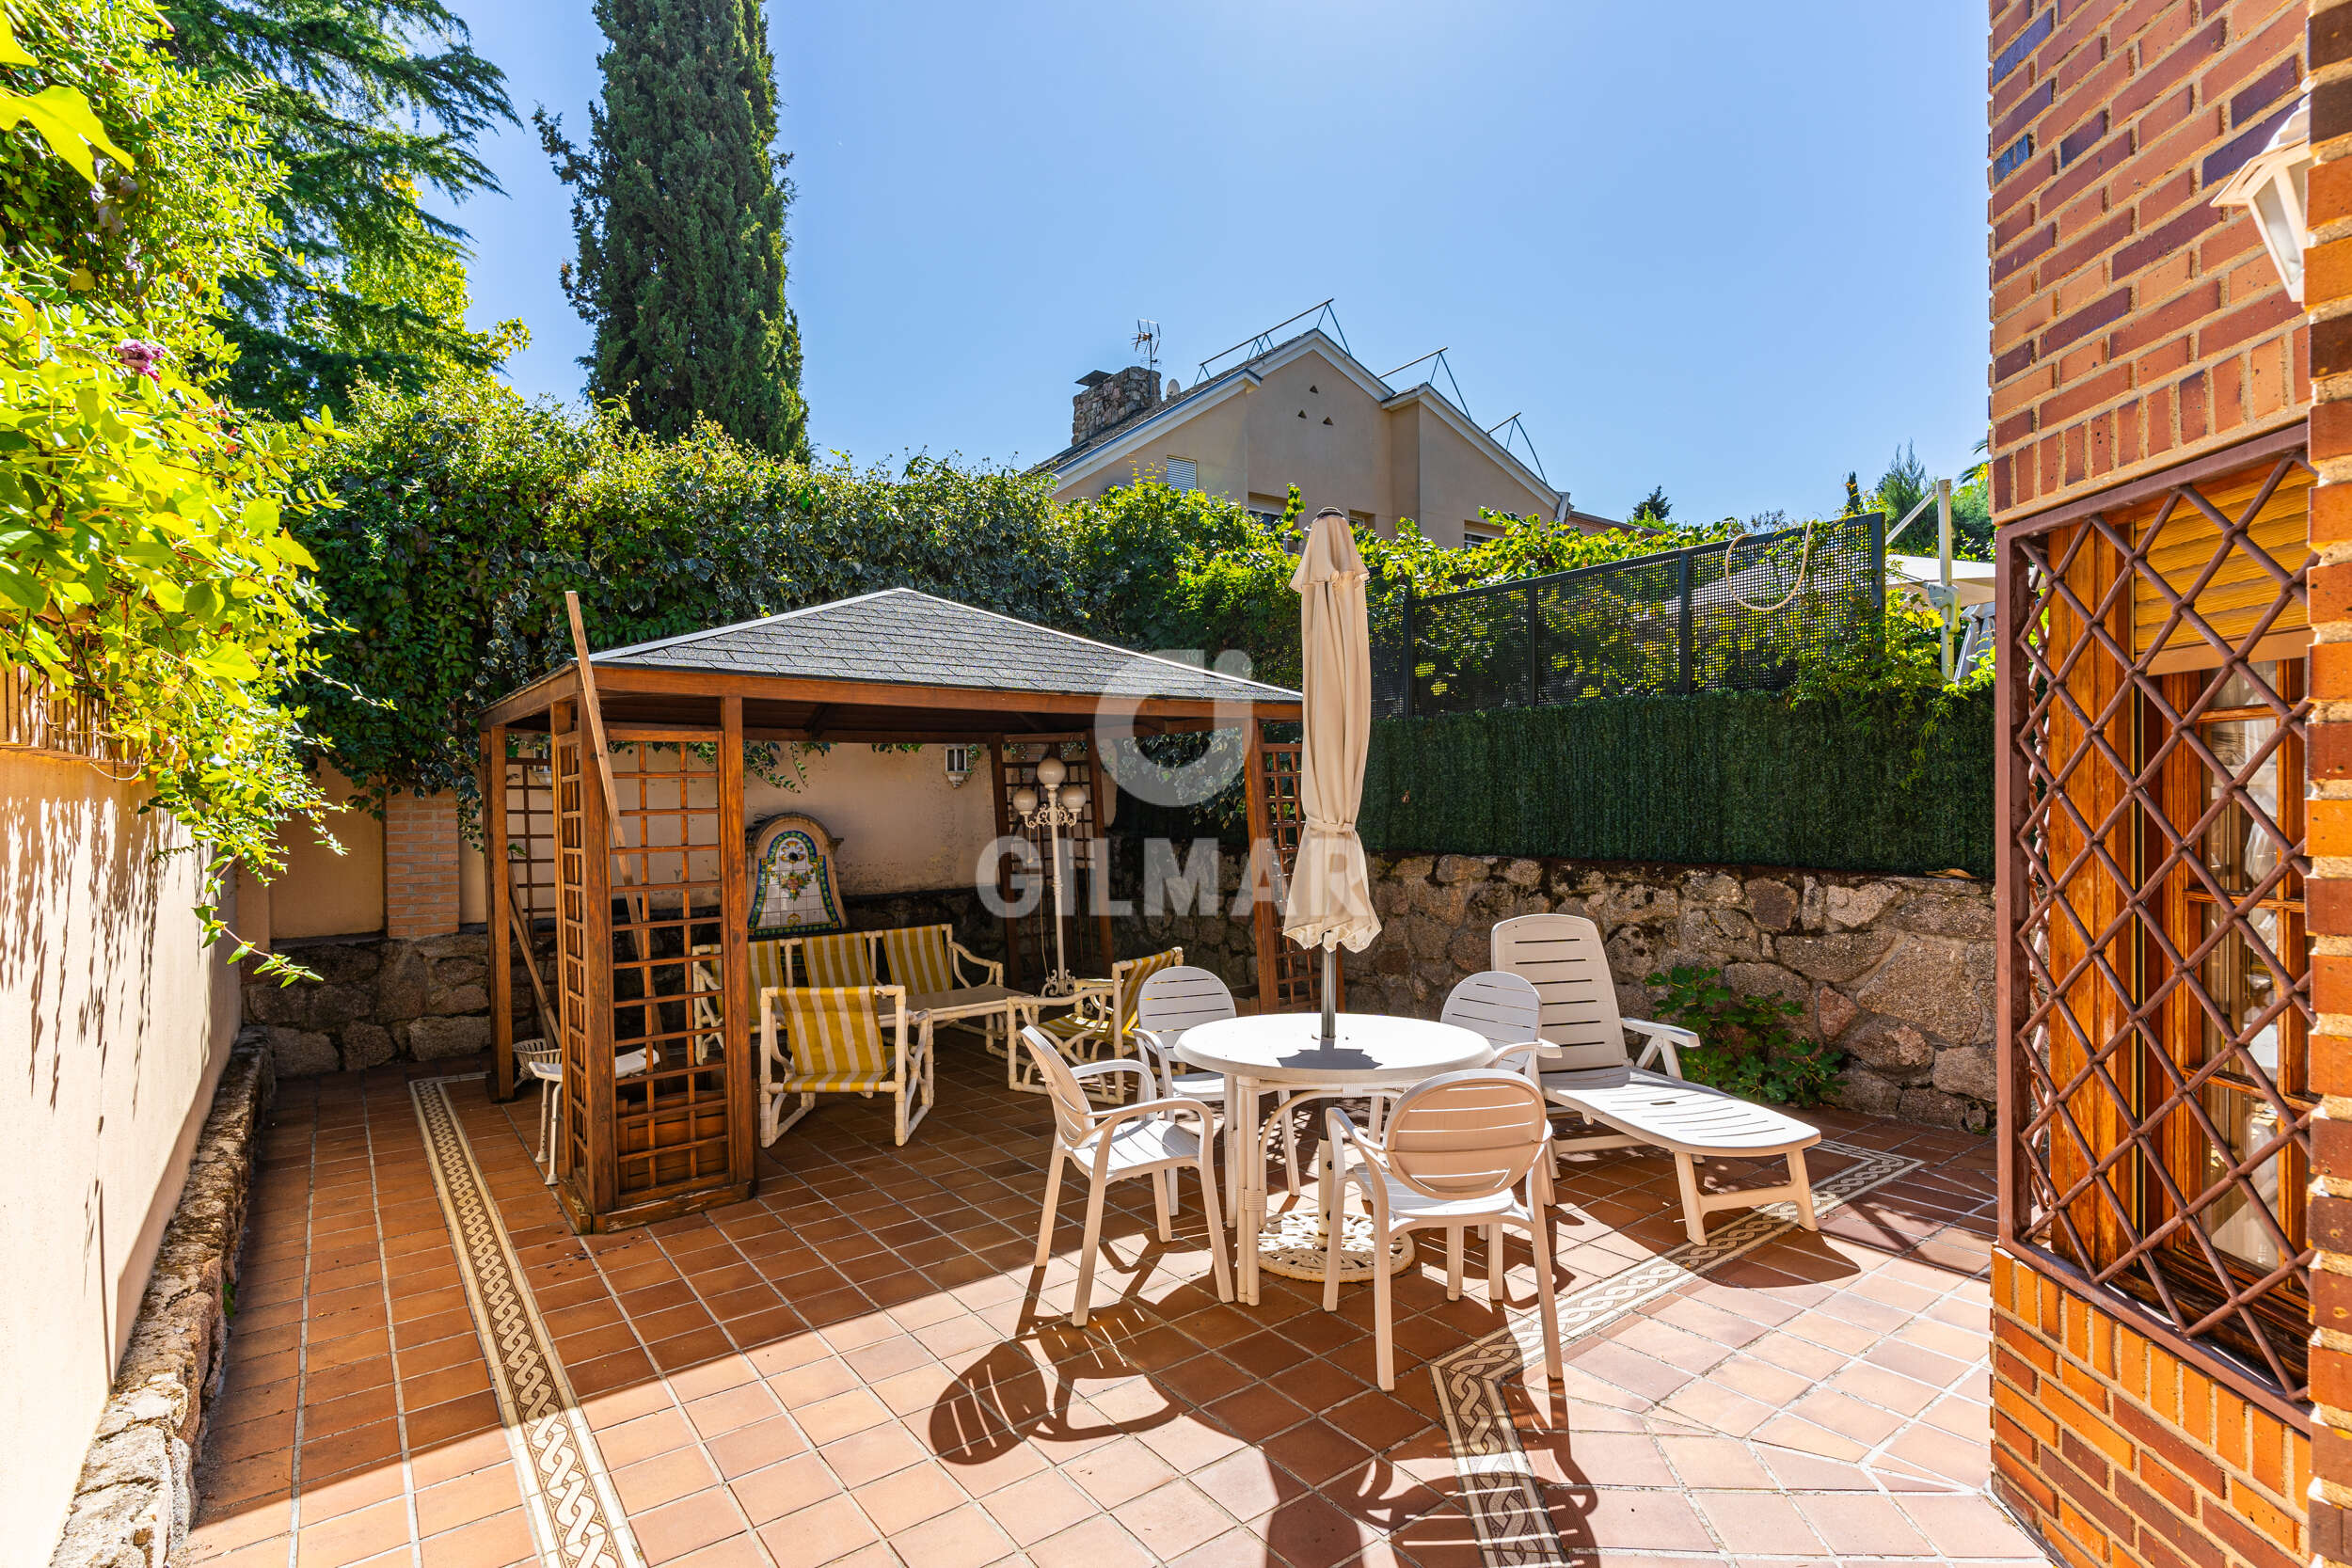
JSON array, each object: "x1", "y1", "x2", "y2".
[{"x1": 1177, "y1": 1012, "x2": 1495, "y2": 1304}]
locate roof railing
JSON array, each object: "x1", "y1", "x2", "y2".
[{"x1": 1192, "y1": 300, "x2": 1349, "y2": 382}]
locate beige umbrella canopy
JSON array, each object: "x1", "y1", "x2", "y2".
[{"x1": 1283, "y1": 509, "x2": 1381, "y2": 1040}]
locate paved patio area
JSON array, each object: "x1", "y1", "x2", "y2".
[{"x1": 183, "y1": 1039, "x2": 2050, "y2": 1568}]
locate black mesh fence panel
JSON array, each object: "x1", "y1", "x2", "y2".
[{"x1": 1375, "y1": 516, "x2": 1885, "y2": 719}]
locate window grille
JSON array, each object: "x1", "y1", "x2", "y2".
[
  {"x1": 1166, "y1": 456, "x2": 1198, "y2": 492},
  {"x1": 1996, "y1": 432, "x2": 2316, "y2": 1410}
]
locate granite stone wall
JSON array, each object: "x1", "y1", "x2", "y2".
[
  {"x1": 1120, "y1": 846, "x2": 1997, "y2": 1131},
  {"x1": 242, "y1": 930, "x2": 493, "y2": 1076}
]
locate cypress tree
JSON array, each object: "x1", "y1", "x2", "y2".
[{"x1": 537, "y1": 0, "x2": 807, "y2": 459}]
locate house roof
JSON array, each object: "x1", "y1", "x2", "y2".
[
  {"x1": 592, "y1": 588, "x2": 1301, "y2": 705},
  {"x1": 1033, "y1": 328, "x2": 1566, "y2": 515}
]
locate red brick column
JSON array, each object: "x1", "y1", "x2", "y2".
[
  {"x1": 383, "y1": 790, "x2": 460, "y2": 940},
  {"x1": 2310, "y1": 0, "x2": 2352, "y2": 1559}
]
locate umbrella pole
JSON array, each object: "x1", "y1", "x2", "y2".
[{"x1": 1320, "y1": 941, "x2": 1337, "y2": 1045}]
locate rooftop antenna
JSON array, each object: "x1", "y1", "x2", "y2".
[{"x1": 1133, "y1": 319, "x2": 1161, "y2": 375}]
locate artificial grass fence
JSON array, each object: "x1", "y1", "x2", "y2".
[{"x1": 1359, "y1": 686, "x2": 1994, "y2": 879}]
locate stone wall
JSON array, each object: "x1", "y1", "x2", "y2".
[
  {"x1": 243, "y1": 930, "x2": 492, "y2": 1076},
  {"x1": 247, "y1": 888, "x2": 1004, "y2": 1077},
  {"x1": 48, "y1": 1030, "x2": 272, "y2": 1568},
  {"x1": 1121, "y1": 845, "x2": 1997, "y2": 1131}
]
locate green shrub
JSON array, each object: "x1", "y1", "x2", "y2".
[{"x1": 1645, "y1": 964, "x2": 1841, "y2": 1106}]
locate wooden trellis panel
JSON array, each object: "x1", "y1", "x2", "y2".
[
  {"x1": 548, "y1": 708, "x2": 753, "y2": 1230},
  {"x1": 1243, "y1": 720, "x2": 1332, "y2": 1015},
  {"x1": 993, "y1": 736, "x2": 1113, "y2": 985},
  {"x1": 1998, "y1": 436, "x2": 2315, "y2": 1406},
  {"x1": 488, "y1": 730, "x2": 558, "y2": 1101},
  {"x1": 553, "y1": 720, "x2": 595, "y2": 1187}
]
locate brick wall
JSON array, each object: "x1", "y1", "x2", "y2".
[
  {"x1": 382, "y1": 789, "x2": 459, "y2": 941},
  {"x1": 2306, "y1": 0, "x2": 2352, "y2": 1562},
  {"x1": 1989, "y1": 0, "x2": 2311, "y2": 520},
  {"x1": 1991, "y1": 1252, "x2": 2311, "y2": 1568},
  {"x1": 1989, "y1": 4, "x2": 2326, "y2": 1565}
]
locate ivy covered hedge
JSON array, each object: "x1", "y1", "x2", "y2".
[
  {"x1": 1359, "y1": 686, "x2": 1994, "y2": 879},
  {"x1": 293, "y1": 379, "x2": 1738, "y2": 805}
]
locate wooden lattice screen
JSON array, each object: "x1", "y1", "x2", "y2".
[
  {"x1": 602, "y1": 737, "x2": 740, "y2": 1201},
  {"x1": 541, "y1": 704, "x2": 752, "y2": 1230},
  {"x1": 488, "y1": 735, "x2": 558, "y2": 1100},
  {"x1": 553, "y1": 723, "x2": 593, "y2": 1181},
  {"x1": 1244, "y1": 721, "x2": 1330, "y2": 1014},
  {"x1": 1997, "y1": 436, "x2": 2316, "y2": 1404},
  {"x1": 993, "y1": 736, "x2": 1113, "y2": 985}
]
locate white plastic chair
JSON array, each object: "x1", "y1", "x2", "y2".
[
  {"x1": 1358, "y1": 970, "x2": 1545, "y2": 1138},
  {"x1": 1134, "y1": 965, "x2": 1308, "y2": 1201},
  {"x1": 1020, "y1": 1025, "x2": 1233, "y2": 1326},
  {"x1": 1492, "y1": 913, "x2": 1821, "y2": 1245},
  {"x1": 1440, "y1": 970, "x2": 1545, "y2": 1051},
  {"x1": 1321, "y1": 1068, "x2": 1562, "y2": 1390},
  {"x1": 516, "y1": 1039, "x2": 649, "y2": 1186}
]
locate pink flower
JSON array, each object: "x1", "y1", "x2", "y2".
[{"x1": 113, "y1": 339, "x2": 163, "y2": 380}]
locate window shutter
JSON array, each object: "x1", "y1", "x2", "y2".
[{"x1": 1166, "y1": 457, "x2": 1198, "y2": 492}]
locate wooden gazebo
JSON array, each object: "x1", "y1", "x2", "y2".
[{"x1": 477, "y1": 588, "x2": 1307, "y2": 1232}]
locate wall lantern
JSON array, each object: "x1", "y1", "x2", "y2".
[
  {"x1": 2211, "y1": 95, "x2": 2312, "y2": 303},
  {"x1": 942, "y1": 743, "x2": 977, "y2": 788}
]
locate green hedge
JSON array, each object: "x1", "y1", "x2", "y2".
[{"x1": 1359, "y1": 687, "x2": 1994, "y2": 879}]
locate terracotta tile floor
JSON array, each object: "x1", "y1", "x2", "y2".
[{"x1": 185, "y1": 1042, "x2": 2053, "y2": 1567}]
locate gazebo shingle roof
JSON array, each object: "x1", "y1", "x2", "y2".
[{"x1": 594, "y1": 587, "x2": 1298, "y2": 704}]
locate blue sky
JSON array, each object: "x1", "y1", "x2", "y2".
[{"x1": 438, "y1": 1, "x2": 1988, "y2": 526}]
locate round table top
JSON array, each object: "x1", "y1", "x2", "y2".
[{"x1": 1176, "y1": 1012, "x2": 1495, "y2": 1085}]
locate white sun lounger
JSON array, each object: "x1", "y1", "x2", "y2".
[{"x1": 1492, "y1": 913, "x2": 1821, "y2": 1245}]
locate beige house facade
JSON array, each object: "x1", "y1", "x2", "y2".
[{"x1": 1038, "y1": 328, "x2": 1616, "y2": 546}]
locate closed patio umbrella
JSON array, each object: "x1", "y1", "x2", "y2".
[{"x1": 1284, "y1": 509, "x2": 1381, "y2": 1044}]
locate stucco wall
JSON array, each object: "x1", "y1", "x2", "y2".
[
  {"x1": 747, "y1": 743, "x2": 1001, "y2": 898},
  {"x1": 1, "y1": 750, "x2": 243, "y2": 1562},
  {"x1": 262, "y1": 745, "x2": 993, "y2": 949},
  {"x1": 1402, "y1": 399, "x2": 1554, "y2": 546},
  {"x1": 269, "y1": 767, "x2": 384, "y2": 939},
  {"x1": 249, "y1": 744, "x2": 1010, "y2": 1075}
]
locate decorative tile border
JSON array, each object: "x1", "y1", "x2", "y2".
[
  {"x1": 1432, "y1": 1141, "x2": 1927, "y2": 1567},
  {"x1": 412, "y1": 1075, "x2": 645, "y2": 1568}
]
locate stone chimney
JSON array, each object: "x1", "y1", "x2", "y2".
[{"x1": 1072, "y1": 366, "x2": 1165, "y2": 446}]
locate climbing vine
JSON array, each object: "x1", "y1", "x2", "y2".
[{"x1": 0, "y1": 10, "x2": 330, "y2": 977}]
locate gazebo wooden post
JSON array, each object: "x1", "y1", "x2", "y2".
[
  {"x1": 485, "y1": 724, "x2": 516, "y2": 1101},
  {"x1": 1242, "y1": 713, "x2": 1279, "y2": 1015},
  {"x1": 719, "y1": 697, "x2": 755, "y2": 1188}
]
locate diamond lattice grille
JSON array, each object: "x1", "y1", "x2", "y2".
[{"x1": 2001, "y1": 447, "x2": 2315, "y2": 1400}]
